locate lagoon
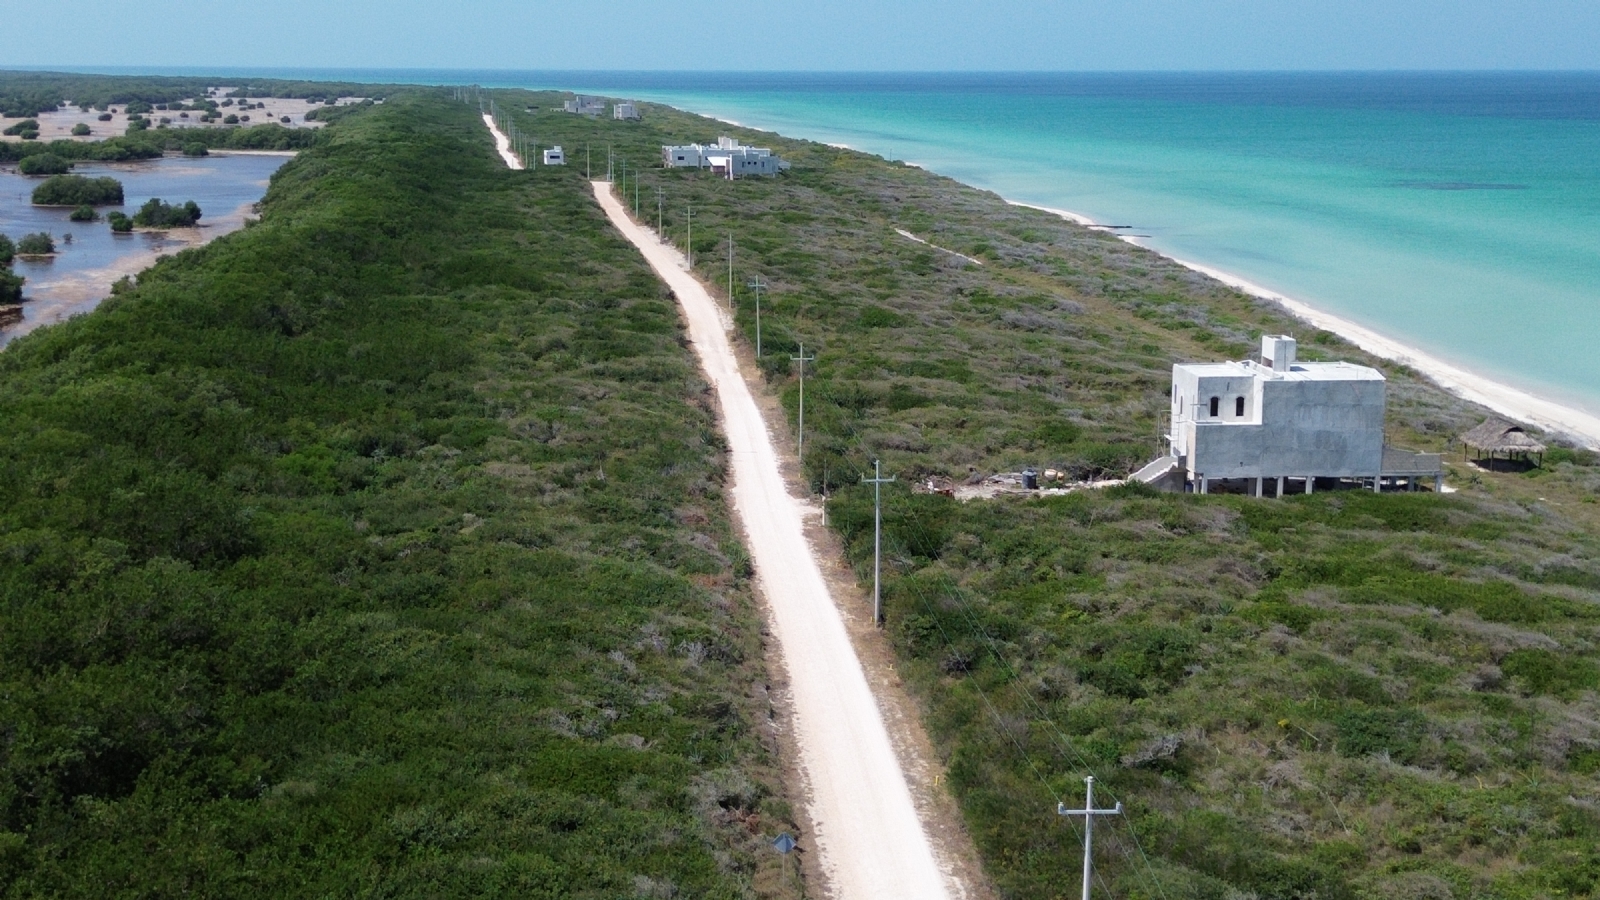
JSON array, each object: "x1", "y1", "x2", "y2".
[{"x1": 0, "y1": 152, "x2": 289, "y2": 346}]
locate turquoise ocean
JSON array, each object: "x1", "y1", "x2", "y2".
[{"x1": 57, "y1": 69, "x2": 1600, "y2": 415}]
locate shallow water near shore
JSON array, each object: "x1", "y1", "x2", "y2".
[
  {"x1": 0, "y1": 153, "x2": 288, "y2": 345},
  {"x1": 531, "y1": 72, "x2": 1600, "y2": 419}
]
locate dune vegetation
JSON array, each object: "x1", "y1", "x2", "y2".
[
  {"x1": 489, "y1": 88, "x2": 1600, "y2": 900},
  {"x1": 0, "y1": 91, "x2": 798, "y2": 899}
]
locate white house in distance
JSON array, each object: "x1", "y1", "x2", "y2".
[
  {"x1": 1152, "y1": 335, "x2": 1441, "y2": 495},
  {"x1": 562, "y1": 96, "x2": 606, "y2": 116},
  {"x1": 542, "y1": 145, "x2": 565, "y2": 166},
  {"x1": 613, "y1": 101, "x2": 641, "y2": 120},
  {"x1": 662, "y1": 136, "x2": 789, "y2": 177}
]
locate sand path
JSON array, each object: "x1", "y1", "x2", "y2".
[
  {"x1": 591, "y1": 181, "x2": 954, "y2": 900},
  {"x1": 482, "y1": 115, "x2": 523, "y2": 170}
]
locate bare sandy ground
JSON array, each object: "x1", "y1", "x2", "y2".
[
  {"x1": 591, "y1": 180, "x2": 958, "y2": 900},
  {"x1": 481, "y1": 115, "x2": 523, "y2": 170},
  {"x1": 0, "y1": 92, "x2": 368, "y2": 144},
  {"x1": 1012, "y1": 200, "x2": 1600, "y2": 450}
]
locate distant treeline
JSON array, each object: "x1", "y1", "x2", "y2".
[
  {"x1": 0, "y1": 123, "x2": 320, "y2": 165},
  {"x1": 0, "y1": 70, "x2": 395, "y2": 118}
]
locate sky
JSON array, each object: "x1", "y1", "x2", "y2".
[{"x1": 2, "y1": 0, "x2": 1599, "y2": 72}]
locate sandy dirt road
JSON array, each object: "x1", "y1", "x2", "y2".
[
  {"x1": 591, "y1": 181, "x2": 955, "y2": 900},
  {"x1": 483, "y1": 115, "x2": 523, "y2": 169}
]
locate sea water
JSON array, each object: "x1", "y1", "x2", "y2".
[
  {"x1": 542, "y1": 72, "x2": 1600, "y2": 416},
  {"x1": 38, "y1": 70, "x2": 1600, "y2": 415}
]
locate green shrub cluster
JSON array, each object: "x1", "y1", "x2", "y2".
[
  {"x1": 14, "y1": 232, "x2": 54, "y2": 255},
  {"x1": 0, "y1": 234, "x2": 20, "y2": 304},
  {"x1": 30, "y1": 174, "x2": 123, "y2": 206},
  {"x1": 0, "y1": 92, "x2": 792, "y2": 898},
  {"x1": 130, "y1": 198, "x2": 201, "y2": 228},
  {"x1": 15, "y1": 153, "x2": 69, "y2": 176}
]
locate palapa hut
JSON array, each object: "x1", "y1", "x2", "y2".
[{"x1": 1460, "y1": 418, "x2": 1545, "y2": 467}]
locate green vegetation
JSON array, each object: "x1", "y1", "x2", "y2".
[
  {"x1": 0, "y1": 70, "x2": 389, "y2": 118},
  {"x1": 130, "y1": 197, "x2": 202, "y2": 228},
  {"x1": 181, "y1": 141, "x2": 208, "y2": 157},
  {"x1": 106, "y1": 212, "x2": 132, "y2": 233},
  {"x1": 68, "y1": 204, "x2": 97, "y2": 222},
  {"x1": 70, "y1": 122, "x2": 89, "y2": 136},
  {"x1": 16, "y1": 153, "x2": 70, "y2": 175},
  {"x1": 14, "y1": 232, "x2": 54, "y2": 255},
  {"x1": 0, "y1": 235, "x2": 20, "y2": 304},
  {"x1": 0, "y1": 120, "x2": 37, "y2": 136},
  {"x1": 0, "y1": 92, "x2": 796, "y2": 898},
  {"x1": 30, "y1": 174, "x2": 123, "y2": 206},
  {"x1": 490, "y1": 89, "x2": 1600, "y2": 899}
]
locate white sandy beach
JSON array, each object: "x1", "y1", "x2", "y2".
[{"x1": 1009, "y1": 200, "x2": 1600, "y2": 450}]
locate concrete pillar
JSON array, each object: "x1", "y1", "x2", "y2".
[
  {"x1": 1373, "y1": 475, "x2": 1382, "y2": 493},
  {"x1": 1254, "y1": 478, "x2": 1264, "y2": 498},
  {"x1": 1276, "y1": 476, "x2": 1285, "y2": 498},
  {"x1": 1434, "y1": 474, "x2": 1443, "y2": 492},
  {"x1": 1200, "y1": 476, "x2": 1209, "y2": 495},
  {"x1": 1306, "y1": 476, "x2": 1314, "y2": 495}
]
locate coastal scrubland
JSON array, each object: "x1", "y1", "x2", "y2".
[
  {"x1": 495, "y1": 89, "x2": 1600, "y2": 899},
  {"x1": 0, "y1": 91, "x2": 798, "y2": 898}
]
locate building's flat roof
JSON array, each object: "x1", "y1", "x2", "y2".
[{"x1": 1175, "y1": 360, "x2": 1384, "y2": 382}]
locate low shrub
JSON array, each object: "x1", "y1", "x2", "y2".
[
  {"x1": 181, "y1": 142, "x2": 208, "y2": 157},
  {"x1": 0, "y1": 233, "x2": 13, "y2": 266},
  {"x1": 69, "y1": 205, "x2": 98, "y2": 222},
  {"x1": 17, "y1": 153, "x2": 71, "y2": 175},
  {"x1": 71, "y1": 122, "x2": 90, "y2": 136},
  {"x1": 1, "y1": 119, "x2": 38, "y2": 136},
  {"x1": 131, "y1": 198, "x2": 202, "y2": 228},
  {"x1": 31, "y1": 174, "x2": 124, "y2": 206},
  {"x1": 107, "y1": 212, "x2": 133, "y2": 233},
  {"x1": 0, "y1": 268, "x2": 22, "y2": 304},
  {"x1": 16, "y1": 232, "x2": 55, "y2": 255}
]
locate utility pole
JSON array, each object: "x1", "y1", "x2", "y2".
[
  {"x1": 862, "y1": 459, "x2": 895, "y2": 625},
  {"x1": 727, "y1": 234, "x2": 735, "y2": 312},
  {"x1": 586, "y1": 143, "x2": 591, "y2": 180},
  {"x1": 791, "y1": 343, "x2": 814, "y2": 460},
  {"x1": 1057, "y1": 777, "x2": 1122, "y2": 900},
  {"x1": 656, "y1": 188, "x2": 664, "y2": 234},
  {"x1": 634, "y1": 173, "x2": 640, "y2": 218},
  {"x1": 686, "y1": 204, "x2": 693, "y2": 267},
  {"x1": 747, "y1": 278, "x2": 767, "y2": 356}
]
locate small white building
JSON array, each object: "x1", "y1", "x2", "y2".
[
  {"x1": 661, "y1": 136, "x2": 788, "y2": 177},
  {"x1": 613, "y1": 101, "x2": 640, "y2": 120},
  {"x1": 562, "y1": 96, "x2": 606, "y2": 116},
  {"x1": 1158, "y1": 335, "x2": 1440, "y2": 495},
  {"x1": 543, "y1": 145, "x2": 565, "y2": 166}
]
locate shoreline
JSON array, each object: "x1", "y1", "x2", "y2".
[
  {"x1": 1008, "y1": 200, "x2": 1600, "y2": 450},
  {"x1": 624, "y1": 95, "x2": 1600, "y2": 449}
]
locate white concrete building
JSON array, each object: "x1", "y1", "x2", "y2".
[
  {"x1": 661, "y1": 136, "x2": 788, "y2": 177},
  {"x1": 543, "y1": 145, "x2": 565, "y2": 166},
  {"x1": 613, "y1": 101, "x2": 640, "y2": 120},
  {"x1": 562, "y1": 96, "x2": 606, "y2": 116},
  {"x1": 1160, "y1": 335, "x2": 1440, "y2": 495}
]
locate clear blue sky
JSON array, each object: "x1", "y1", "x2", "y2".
[{"x1": 3, "y1": 0, "x2": 1598, "y2": 71}]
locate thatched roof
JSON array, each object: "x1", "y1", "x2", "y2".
[{"x1": 1460, "y1": 418, "x2": 1546, "y2": 454}]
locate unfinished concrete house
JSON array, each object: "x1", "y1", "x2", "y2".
[{"x1": 1139, "y1": 335, "x2": 1442, "y2": 495}]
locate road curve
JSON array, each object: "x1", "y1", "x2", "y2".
[{"x1": 591, "y1": 181, "x2": 953, "y2": 900}]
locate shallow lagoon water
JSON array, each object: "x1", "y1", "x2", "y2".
[{"x1": 0, "y1": 153, "x2": 288, "y2": 345}]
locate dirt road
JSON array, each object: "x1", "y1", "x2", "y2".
[{"x1": 591, "y1": 182, "x2": 955, "y2": 900}]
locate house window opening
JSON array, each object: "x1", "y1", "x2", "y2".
[
  {"x1": 1209, "y1": 396, "x2": 1220, "y2": 417},
  {"x1": 1235, "y1": 396, "x2": 1245, "y2": 417}
]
